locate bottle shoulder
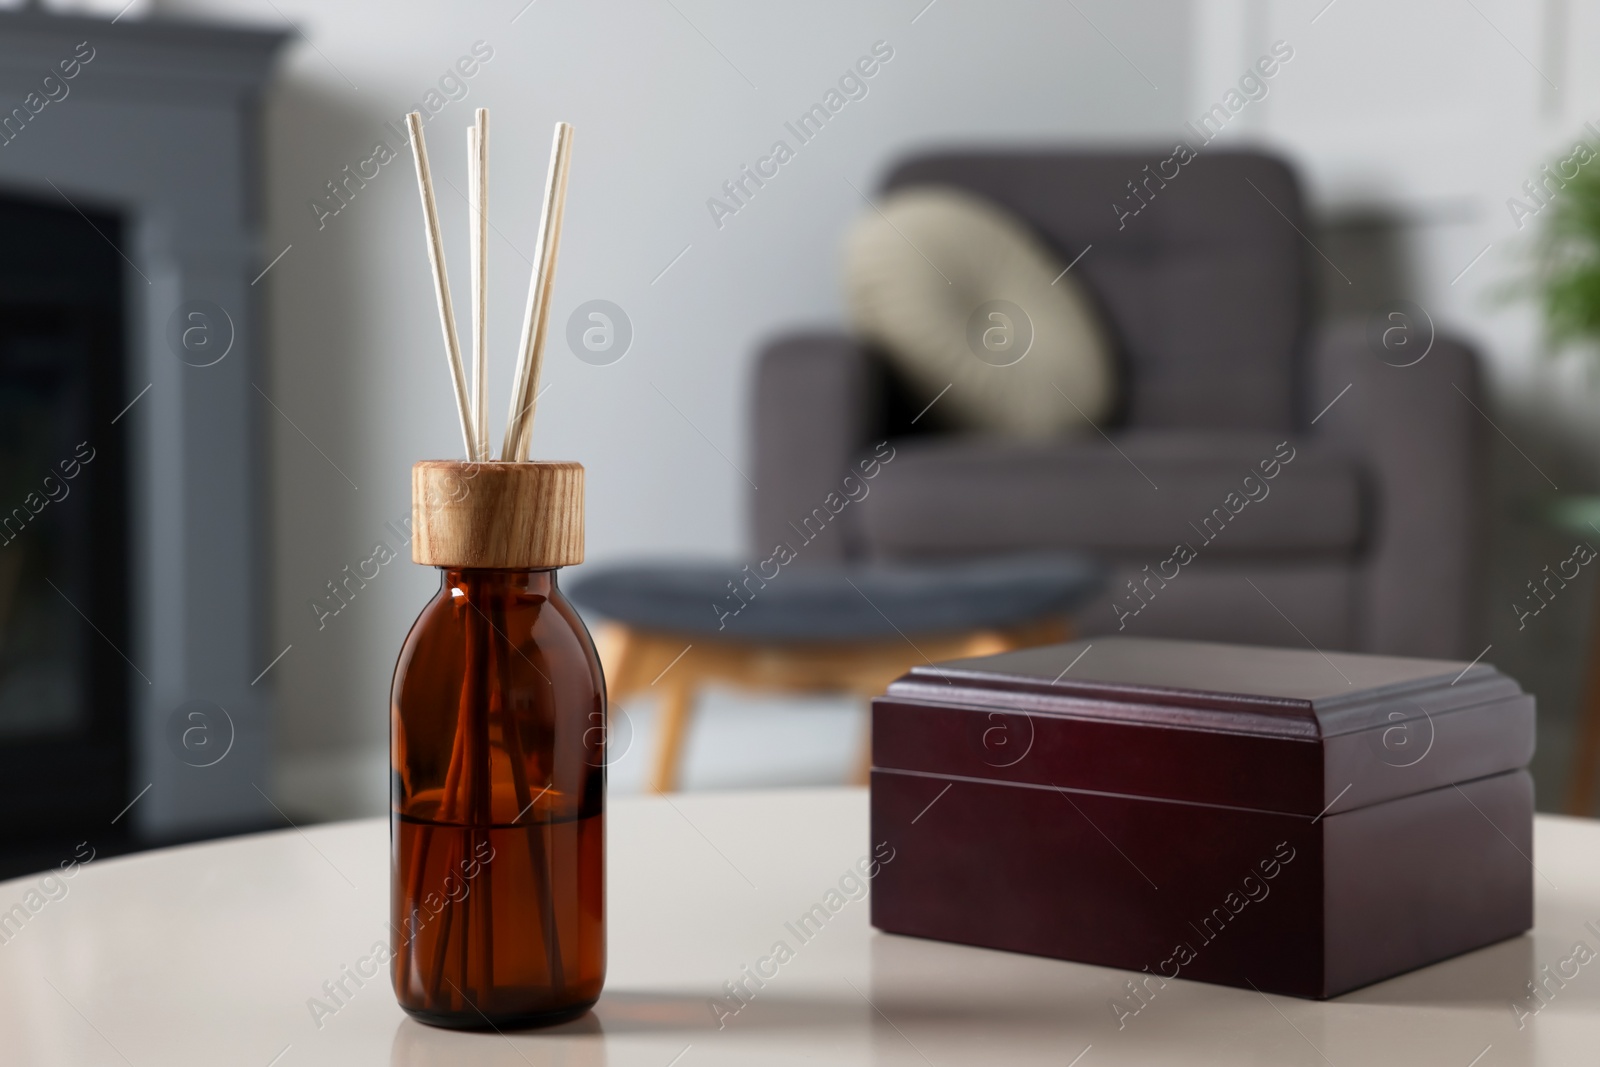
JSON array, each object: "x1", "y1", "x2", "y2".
[{"x1": 393, "y1": 573, "x2": 603, "y2": 700}]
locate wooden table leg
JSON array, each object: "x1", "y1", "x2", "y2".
[
  {"x1": 625, "y1": 616, "x2": 1074, "y2": 794},
  {"x1": 596, "y1": 624, "x2": 643, "y2": 706},
  {"x1": 650, "y1": 674, "x2": 696, "y2": 794}
]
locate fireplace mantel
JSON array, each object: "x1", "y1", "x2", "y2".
[{"x1": 0, "y1": 11, "x2": 287, "y2": 838}]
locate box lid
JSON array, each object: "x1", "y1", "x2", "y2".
[{"x1": 872, "y1": 636, "x2": 1534, "y2": 818}]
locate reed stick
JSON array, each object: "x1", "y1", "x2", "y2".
[
  {"x1": 406, "y1": 111, "x2": 478, "y2": 461},
  {"x1": 501, "y1": 122, "x2": 574, "y2": 461},
  {"x1": 491, "y1": 590, "x2": 566, "y2": 988},
  {"x1": 396, "y1": 679, "x2": 468, "y2": 998},
  {"x1": 396, "y1": 825, "x2": 431, "y2": 992},
  {"x1": 426, "y1": 834, "x2": 459, "y2": 1003},
  {"x1": 422, "y1": 614, "x2": 476, "y2": 1004},
  {"x1": 463, "y1": 577, "x2": 492, "y2": 999},
  {"x1": 468, "y1": 110, "x2": 490, "y2": 462}
]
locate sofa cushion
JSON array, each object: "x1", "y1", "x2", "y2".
[
  {"x1": 883, "y1": 151, "x2": 1310, "y2": 433},
  {"x1": 856, "y1": 432, "x2": 1364, "y2": 559},
  {"x1": 842, "y1": 185, "x2": 1116, "y2": 439}
]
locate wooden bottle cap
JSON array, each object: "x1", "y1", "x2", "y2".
[{"x1": 412, "y1": 460, "x2": 584, "y2": 569}]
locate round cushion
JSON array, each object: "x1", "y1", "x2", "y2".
[
  {"x1": 566, "y1": 554, "x2": 1103, "y2": 642},
  {"x1": 843, "y1": 185, "x2": 1115, "y2": 439}
]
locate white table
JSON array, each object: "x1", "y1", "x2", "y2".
[{"x1": 1, "y1": 788, "x2": 1597, "y2": 1066}]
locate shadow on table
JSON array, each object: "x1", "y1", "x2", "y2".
[
  {"x1": 389, "y1": 990, "x2": 874, "y2": 1063},
  {"x1": 392, "y1": 1016, "x2": 607, "y2": 1066},
  {"x1": 594, "y1": 968, "x2": 1113, "y2": 1037}
]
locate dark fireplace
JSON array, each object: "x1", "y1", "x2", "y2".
[
  {"x1": 0, "y1": 193, "x2": 129, "y2": 865},
  {"x1": 0, "y1": 11, "x2": 287, "y2": 878}
]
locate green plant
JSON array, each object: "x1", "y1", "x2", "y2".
[{"x1": 1534, "y1": 161, "x2": 1600, "y2": 346}]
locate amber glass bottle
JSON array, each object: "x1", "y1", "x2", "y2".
[{"x1": 391, "y1": 461, "x2": 605, "y2": 1029}]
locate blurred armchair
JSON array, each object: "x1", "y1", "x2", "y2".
[{"x1": 750, "y1": 149, "x2": 1486, "y2": 658}]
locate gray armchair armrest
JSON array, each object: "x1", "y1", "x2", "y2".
[
  {"x1": 1309, "y1": 318, "x2": 1487, "y2": 658},
  {"x1": 750, "y1": 332, "x2": 882, "y2": 562}
]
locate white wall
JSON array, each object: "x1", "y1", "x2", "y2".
[
  {"x1": 1191, "y1": 0, "x2": 1592, "y2": 410},
  {"x1": 1190, "y1": 0, "x2": 1600, "y2": 801},
  {"x1": 155, "y1": 0, "x2": 1194, "y2": 816}
]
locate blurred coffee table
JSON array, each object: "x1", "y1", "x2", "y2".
[{"x1": 569, "y1": 555, "x2": 1102, "y2": 791}]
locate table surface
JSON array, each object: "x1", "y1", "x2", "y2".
[{"x1": 2, "y1": 788, "x2": 1597, "y2": 1066}]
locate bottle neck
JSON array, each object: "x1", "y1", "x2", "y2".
[{"x1": 438, "y1": 567, "x2": 561, "y2": 596}]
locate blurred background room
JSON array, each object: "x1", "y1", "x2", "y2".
[{"x1": 2, "y1": 0, "x2": 1599, "y2": 875}]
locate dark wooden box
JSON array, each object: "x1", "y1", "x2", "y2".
[{"x1": 869, "y1": 636, "x2": 1535, "y2": 999}]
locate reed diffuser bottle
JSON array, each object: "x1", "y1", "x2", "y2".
[
  {"x1": 391, "y1": 461, "x2": 605, "y2": 1028},
  {"x1": 391, "y1": 103, "x2": 596, "y2": 1027}
]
